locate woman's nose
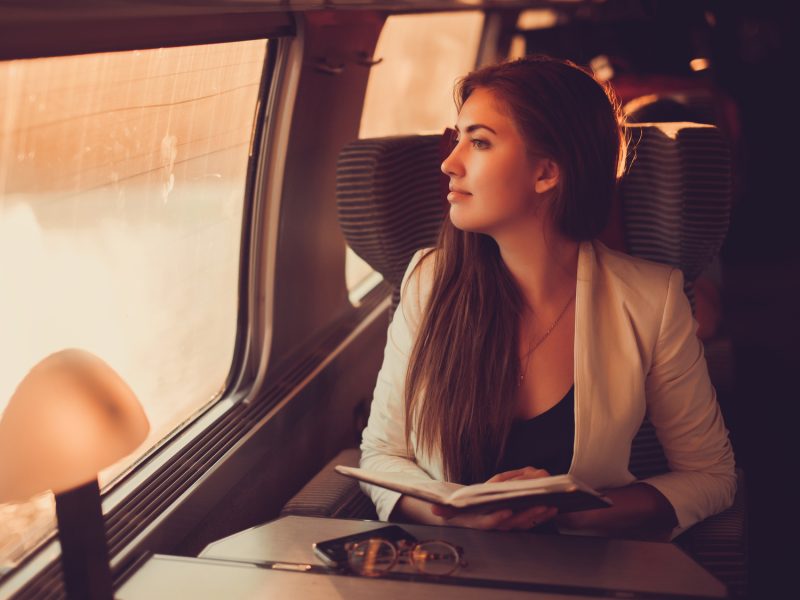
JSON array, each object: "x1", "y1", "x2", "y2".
[{"x1": 440, "y1": 144, "x2": 463, "y2": 177}]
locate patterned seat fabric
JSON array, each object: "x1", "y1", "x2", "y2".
[
  {"x1": 621, "y1": 122, "x2": 732, "y2": 311},
  {"x1": 336, "y1": 134, "x2": 447, "y2": 319},
  {"x1": 280, "y1": 448, "x2": 377, "y2": 520},
  {"x1": 283, "y1": 123, "x2": 745, "y2": 596}
]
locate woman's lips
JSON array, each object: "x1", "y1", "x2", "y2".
[{"x1": 447, "y1": 188, "x2": 471, "y2": 202}]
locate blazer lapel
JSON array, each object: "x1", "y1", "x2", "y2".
[{"x1": 571, "y1": 240, "x2": 648, "y2": 490}]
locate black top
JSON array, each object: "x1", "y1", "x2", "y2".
[{"x1": 498, "y1": 385, "x2": 575, "y2": 475}]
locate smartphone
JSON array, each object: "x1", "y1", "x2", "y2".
[{"x1": 312, "y1": 525, "x2": 417, "y2": 568}]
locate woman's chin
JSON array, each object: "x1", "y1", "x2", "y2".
[{"x1": 448, "y1": 207, "x2": 483, "y2": 233}]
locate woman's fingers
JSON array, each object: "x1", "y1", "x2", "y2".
[
  {"x1": 431, "y1": 504, "x2": 455, "y2": 518},
  {"x1": 439, "y1": 504, "x2": 559, "y2": 531},
  {"x1": 486, "y1": 466, "x2": 551, "y2": 483},
  {"x1": 448, "y1": 509, "x2": 514, "y2": 530},
  {"x1": 496, "y1": 506, "x2": 559, "y2": 531},
  {"x1": 496, "y1": 507, "x2": 541, "y2": 530},
  {"x1": 434, "y1": 505, "x2": 516, "y2": 529},
  {"x1": 485, "y1": 471, "x2": 515, "y2": 483}
]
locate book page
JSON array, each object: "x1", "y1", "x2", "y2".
[
  {"x1": 335, "y1": 466, "x2": 464, "y2": 502},
  {"x1": 412, "y1": 480, "x2": 464, "y2": 500}
]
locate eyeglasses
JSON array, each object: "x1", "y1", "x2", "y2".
[{"x1": 345, "y1": 538, "x2": 467, "y2": 577}]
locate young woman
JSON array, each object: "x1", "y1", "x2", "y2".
[{"x1": 359, "y1": 56, "x2": 736, "y2": 540}]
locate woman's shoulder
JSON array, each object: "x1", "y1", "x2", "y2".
[
  {"x1": 591, "y1": 239, "x2": 675, "y2": 286},
  {"x1": 398, "y1": 247, "x2": 437, "y2": 326},
  {"x1": 402, "y1": 247, "x2": 438, "y2": 285},
  {"x1": 589, "y1": 240, "x2": 682, "y2": 321}
]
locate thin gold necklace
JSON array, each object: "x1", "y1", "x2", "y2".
[{"x1": 519, "y1": 293, "x2": 575, "y2": 386}]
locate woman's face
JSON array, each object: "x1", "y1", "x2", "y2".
[{"x1": 441, "y1": 87, "x2": 557, "y2": 236}]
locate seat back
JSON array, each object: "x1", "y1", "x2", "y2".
[
  {"x1": 336, "y1": 122, "x2": 733, "y2": 478},
  {"x1": 620, "y1": 122, "x2": 732, "y2": 312},
  {"x1": 336, "y1": 134, "x2": 448, "y2": 317}
]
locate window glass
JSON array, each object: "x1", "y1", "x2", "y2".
[
  {"x1": 346, "y1": 11, "x2": 484, "y2": 298},
  {"x1": 345, "y1": 246, "x2": 384, "y2": 305},
  {"x1": 0, "y1": 39, "x2": 267, "y2": 571},
  {"x1": 360, "y1": 11, "x2": 484, "y2": 137}
]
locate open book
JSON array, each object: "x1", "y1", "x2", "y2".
[{"x1": 336, "y1": 466, "x2": 613, "y2": 513}]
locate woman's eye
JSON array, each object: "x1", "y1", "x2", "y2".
[{"x1": 470, "y1": 138, "x2": 489, "y2": 149}]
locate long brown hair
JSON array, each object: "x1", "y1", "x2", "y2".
[{"x1": 404, "y1": 56, "x2": 624, "y2": 484}]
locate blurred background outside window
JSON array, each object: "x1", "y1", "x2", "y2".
[{"x1": 0, "y1": 39, "x2": 268, "y2": 572}]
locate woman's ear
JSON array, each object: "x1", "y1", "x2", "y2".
[{"x1": 533, "y1": 158, "x2": 560, "y2": 194}]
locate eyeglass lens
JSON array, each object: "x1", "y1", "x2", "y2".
[
  {"x1": 347, "y1": 539, "x2": 460, "y2": 577},
  {"x1": 410, "y1": 540, "x2": 460, "y2": 576},
  {"x1": 347, "y1": 539, "x2": 397, "y2": 577}
]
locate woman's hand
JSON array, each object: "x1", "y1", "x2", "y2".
[
  {"x1": 431, "y1": 503, "x2": 558, "y2": 531},
  {"x1": 485, "y1": 466, "x2": 551, "y2": 484},
  {"x1": 430, "y1": 466, "x2": 559, "y2": 531}
]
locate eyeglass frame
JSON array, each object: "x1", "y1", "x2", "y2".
[{"x1": 344, "y1": 537, "x2": 468, "y2": 577}]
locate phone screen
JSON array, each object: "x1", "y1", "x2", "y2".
[{"x1": 312, "y1": 525, "x2": 416, "y2": 567}]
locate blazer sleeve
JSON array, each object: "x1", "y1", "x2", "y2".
[
  {"x1": 641, "y1": 268, "x2": 737, "y2": 539},
  {"x1": 359, "y1": 249, "x2": 437, "y2": 521}
]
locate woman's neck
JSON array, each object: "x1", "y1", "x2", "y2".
[{"x1": 494, "y1": 221, "x2": 580, "y2": 312}]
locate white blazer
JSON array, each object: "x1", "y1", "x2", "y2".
[{"x1": 360, "y1": 240, "x2": 736, "y2": 539}]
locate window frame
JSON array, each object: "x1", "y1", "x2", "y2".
[{"x1": 0, "y1": 8, "x2": 294, "y2": 60}]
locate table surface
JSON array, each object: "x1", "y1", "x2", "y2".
[
  {"x1": 116, "y1": 554, "x2": 595, "y2": 600},
  {"x1": 116, "y1": 516, "x2": 728, "y2": 599}
]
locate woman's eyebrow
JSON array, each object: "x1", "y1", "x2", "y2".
[{"x1": 454, "y1": 123, "x2": 498, "y2": 135}]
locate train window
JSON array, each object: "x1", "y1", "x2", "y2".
[
  {"x1": 360, "y1": 10, "x2": 484, "y2": 137},
  {"x1": 345, "y1": 10, "x2": 485, "y2": 301},
  {"x1": 345, "y1": 246, "x2": 384, "y2": 304},
  {"x1": 509, "y1": 8, "x2": 561, "y2": 59},
  {"x1": 0, "y1": 39, "x2": 268, "y2": 570}
]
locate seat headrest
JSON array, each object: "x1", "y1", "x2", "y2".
[
  {"x1": 336, "y1": 122, "x2": 731, "y2": 311},
  {"x1": 336, "y1": 134, "x2": 447, "y2": 309},
  {"x1": 621, "y1": 122, "x2": 731, "y2": 283}
]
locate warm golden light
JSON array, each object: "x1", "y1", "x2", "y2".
[
  {"x1": 0, "y1": 350, "x2": 149, "y2": 504},
  {"x1": 590, "y1": 55, "x2": 614, "y2": 82},
  {"x1": 509, "y1": 35, "x2": 527, "y2": 60},
  {"x1": 622, "y1": 94, "x2": 659, "y2": 118},
  {"x1": 690, "y1": 58, "x2": 710, "y2": 72},
  {"x1": 359, "y1": 11, "x2": 484, "y2": 139},
  {"x1": 516, "y1": 9, "x2": 559, "y2": 30}
]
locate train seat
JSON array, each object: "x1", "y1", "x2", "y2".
[{"x1": 281, "y1": 123, "x2": 746, "y2": 597}]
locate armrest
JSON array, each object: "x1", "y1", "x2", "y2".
[{"x1": 280, "y1": 448, "x2": 378, "y2": 520}]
